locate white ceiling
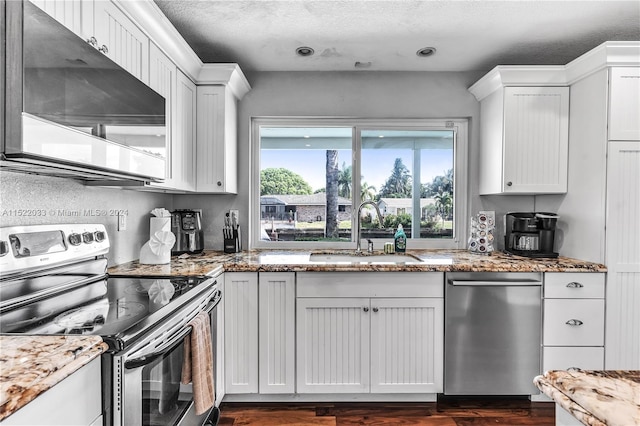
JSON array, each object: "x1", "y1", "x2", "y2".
[{"x1": 154, "y1": 0, "x2": 640, "y2": 74}]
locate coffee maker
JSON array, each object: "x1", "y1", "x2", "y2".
[
  {"x1": 505, "y1": 212, "x2": 559, "y2": 258},
  {"x1": 170, "y1": 209, "x2": 204, "y2": 254}
]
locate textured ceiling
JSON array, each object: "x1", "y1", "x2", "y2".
[{"x1": 154, "y1": 0, "x2": 640, "y2": 74}]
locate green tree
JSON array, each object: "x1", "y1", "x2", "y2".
[
  {"x1": 325, "y1": 151, "x2": 339, "y2": 238},
  {"x1": 260, "y1": 168, "x2": 312, "y2": 195},
  {"x1": 360, "y1": 181, "x2": 376, "y2": 201},
  {"x1": 423, "y1": 168, "x2": 453, "y2": 197},
  {"x1": 434, "y1": 191, "x2": 453, "y2": 226},
  {"x1": 338, "y1": 162, "x2": 352, "y2": 198},
  {"x1": 379, "y1": 158, "x2": 412, "y2": 198}
]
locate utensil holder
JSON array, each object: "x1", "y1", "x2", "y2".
[{"x1": 224, "y1": 227, "x2": 241, "y2": 253}]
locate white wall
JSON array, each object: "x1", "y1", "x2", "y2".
[
  {"x1": 175, "y1": 71, "x2": 539, "y2": 250},
  {"x1": 0, "y1": 171, "x2": 173, "y2": 265}
]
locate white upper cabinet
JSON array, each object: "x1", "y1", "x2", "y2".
[
  {"x1": 196, "y1": 85, "x2": 237, "y2": 194},
  {"x1": 471, "y1": 78, "x2": 569, "y2": 195},
  {"x1": 608, "y1": 67, "x2": 640, "y2": 141},
  {"x1": 146, "y1": 42, "x2": 176, "y2": 189},
  {"x1": 174, "y1": 70, "x2": 197, "y2": 192},
  {"x1": 30, "y1": 0, "x2": 94, "y2": 41},
  {"x1": 195, "y1": 65, "x2": 251, "y2": 194},
  {"x1": 93, "y1": 0, "x2": 149, "y2": 84}
]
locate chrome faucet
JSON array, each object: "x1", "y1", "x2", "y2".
[{"x1": 355, "y1": 200, "x2": 384, "y2": 254}]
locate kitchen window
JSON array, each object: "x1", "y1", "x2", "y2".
[{"x1": 250, "y1": 118, "x2": 468, "y2": 249}]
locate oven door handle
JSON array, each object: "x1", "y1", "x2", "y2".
[{"x1": 124, "y1": 289, "x2": 222, "y2": 370}]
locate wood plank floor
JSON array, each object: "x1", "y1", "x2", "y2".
[{"x1": 218, "y1": 397, "x2": 555, "y2": 425}]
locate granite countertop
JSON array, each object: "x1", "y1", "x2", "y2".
[
  {"x1": 108, "y1": 249, "x2": 606, "y2": 276},
  {"x1": 534, "y1": 369, "x2": 640, "y2": 426},
  {"x1": 0, "y1": 335, "x2": 108, "y2": 421}
]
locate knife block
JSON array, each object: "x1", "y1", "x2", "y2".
[{"x1": 223, "y1": 227, "x2": 241, "y2": 253}]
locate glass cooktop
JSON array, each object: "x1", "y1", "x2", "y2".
[{"x1": 0, "y1": 276, "x2": 212, "y2": 344}]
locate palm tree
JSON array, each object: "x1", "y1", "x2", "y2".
[
  {"x1": 360, "y1": 181, "x2": 376, "y2": 201},
  {"x1": 434, "y1": 191, "x2": 453, "y2": 227},
  {"x1": 325, "y1": 150, "x2": 339, "y2": 238},
  {"x1": 337, "y1": 162, "x2": 352, "y2": 199}
]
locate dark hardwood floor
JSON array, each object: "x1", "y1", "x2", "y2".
[{"x1": 218, "y1": 397, "x2": 555, "y2": 425}]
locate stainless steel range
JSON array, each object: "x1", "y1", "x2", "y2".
[{"x1": 0, "y1": 224, "x2": 222, "y2": 426}]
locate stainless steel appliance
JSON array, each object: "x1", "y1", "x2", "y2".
[
  {"x1": 444, "y1": 272, "x2": 542, "y2": 396},
  {"x1": 2, "y1": 1, "x2": 166, "y2": 182},
  {"x1": 172, "y1": 210, "x2": 204, "y2": 255},
  {"x1": 0, "y1": 224, "x2": 221, "y2": 426},
  {"x1": 505, "y1": 212, "x2": 559, "y2": 258}
]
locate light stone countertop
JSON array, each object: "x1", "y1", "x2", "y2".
[
  {"x1": 108, "y1": 249, "x2": 607, "y2": 276},
  {"x1": 0, "y1": 335, "x2": 107, "y2": 421},
  {"x1": 535, "y1": 369, "x2": 640, "y2": 426}
]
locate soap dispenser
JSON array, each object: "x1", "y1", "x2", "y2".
[{"x1": 394, "y1": 224, "x2": 407, "y2": 253}]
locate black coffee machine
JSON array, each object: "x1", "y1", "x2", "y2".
[
  {"x1": 505, "y1": 212, "x2": 559, "y2": 258},
  {"x1": 170, "y1": 209, "x2": 204, "y2": 254}
]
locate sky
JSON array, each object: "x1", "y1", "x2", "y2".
[{"x1": 261, "y1": 148, "x2": 453, "y2": 194}]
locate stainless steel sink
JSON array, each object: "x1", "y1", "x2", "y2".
[{"x1": 308, "y1": 253, "x2": 424, "y2": 264}]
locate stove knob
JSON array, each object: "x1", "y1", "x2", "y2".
[
  {"x1": 94, "y1": 231, "x2": 106, "y2": 242},
  {"x1": 82, "y1": 232, "x2": 94, "y2": 244},
  {"x1": 68, "y1": 233, "x2": 82, "y2": 246}
]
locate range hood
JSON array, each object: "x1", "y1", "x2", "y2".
[{"x1": 2, "y1": 1, "x2": 166, "y2": 183}]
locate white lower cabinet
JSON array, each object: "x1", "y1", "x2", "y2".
[
  {"x1": 542, "y1": 273, "x2": 606, "y2": 372},
  {"x1": 224, "y1": 272, "x2": 258, "y2": 394},
  {"x1": 296, "y1": 272, "x2": 444, "y2": 395},
  {"x1": 258, "y1": 272, "x2": 296, "y2": 394}
]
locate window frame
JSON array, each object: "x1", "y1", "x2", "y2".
[{"x1": 250, "y1": 117, "x2": 468, "y2": 250}]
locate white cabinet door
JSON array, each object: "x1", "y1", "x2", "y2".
[
  {"x1": 605, "y1": 141, "x2": 640, "y2": 369},
  {"x1": 30, "y1": 0, "x2": 94, "y2": 41},
  {"x1": 94, "y1": 0, "x2": 149, "y2": 84},
  {"x1": 259, "y1": 272, "x2": 295, "y2": 394},
  {"x1": 147, "y1": 42, "x2": 175, "y2": 188},
  {"x1": 174, "y1": 70, "x2": 197, "y2": 191},
  {"x1": 609, "y1": 68, "x2": 640, "y2": 141},
  {"x1": 543, "y1": 299, "x2": 605, "y2": 347},
  {"x1": 543, "y1": 347, "x2": 604, "y2": 372},
  {"x1": 224, "y1": 272, "x2": 258, "y2": 394},
  {"x1": 196, "y1": 86, "x2": 238, "y2": 194},
  {"x1": 370, "y1": 298, "x2": 443, "y2": 393},
  {"x1": 502, "y1": 87, "x2": 569, "y2": 194},
  {"x1": 296, "y1": 298, "x2": 370, "y2": 393}
]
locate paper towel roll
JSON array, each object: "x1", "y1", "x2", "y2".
[{"x1": 150, "y1": 217, "x2": 171, "y2": 239}]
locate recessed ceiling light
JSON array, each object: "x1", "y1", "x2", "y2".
[
  {"x1": 378, "y1": 135, "x2": 385, "y2": 138},
  {"x1": 416, "y1": 47, "x2": 437, "y2": 57},
  {"x1": 296, "y1": 46, "x2": 315, "y2": 57},
  {"x1": 303, "y1": 135, "x2": 310, "y2": 138}
]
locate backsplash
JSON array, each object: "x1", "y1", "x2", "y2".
[{"x1": 0, "y1": 171, "x2": 173, "y2": 266}]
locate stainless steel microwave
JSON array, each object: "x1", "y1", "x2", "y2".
[{"x1": 2, "y1": 1, "x2": 166, "y2": 182}]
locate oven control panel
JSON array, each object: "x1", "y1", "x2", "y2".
[{"x1": 0, "y1": 224, "x2": 109, "y2": 275}]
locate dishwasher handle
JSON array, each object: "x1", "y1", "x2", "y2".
[{"x1": 449, "y1": 279, "x2": 542, "y2": 287}]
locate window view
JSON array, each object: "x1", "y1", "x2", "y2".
[{"x1": 256, "y1": 120, "x2": 462, "y2": 247}]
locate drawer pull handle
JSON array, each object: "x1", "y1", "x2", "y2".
[
  {"x1": 566, "y1": 319, "x2": 584, "y2": 326},
  {"x1": 566, "y1": 282, "x2": 584, "y2": 288}
]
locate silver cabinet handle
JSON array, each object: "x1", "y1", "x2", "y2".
[
  {"x1": 363, "y1": 307, "x2": 369, "y2": 312},
  {"x1": 566, "y1": 282, "x2": 584, "y2": 288},
  {"x1": 86, "y1": 36, "x2": 97, "y2": 46},
  {"x1": 506, "y1": 181, "x2": 513, "y2": 187},
  {"x1": 566, "y1": 319, "x2": 584, "y2": 326},
  {"x1": 372, "y1": 307, "x2": 379, "y2": 313},
  {"x1": 98, "y1": 45, "x2": 109, "y2": 54}
]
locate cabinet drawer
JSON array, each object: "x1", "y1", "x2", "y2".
[
  {"x1": 543, "y1": 299, "x2": 604, "y2": 346},
  {"x1": 297, "y1": 272, "x2": 443, "y2": 298},
  {"x1": 544, "y1": 273, "x2": 605, "y2": 298},
  {"x1": 543, "y1": 346, "x2": 604, "y2": 372}
]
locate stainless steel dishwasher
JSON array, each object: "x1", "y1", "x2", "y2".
[{"x1": 444, "y1": 272, "x2": 542, "y2": 395}]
